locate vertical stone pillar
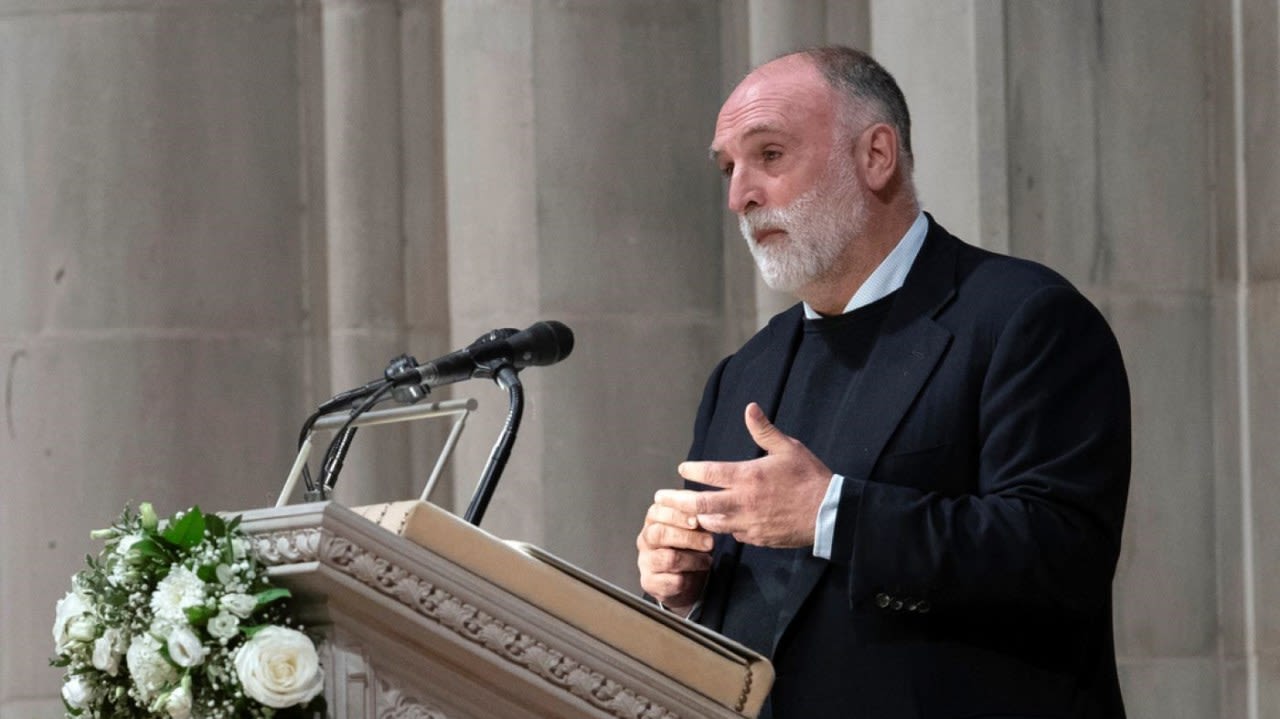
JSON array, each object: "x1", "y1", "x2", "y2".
[
  {"x1": 398, "y1": 0, "x2": 453, "y2": 507},
  {"x1": 870, "y1": 0, "x2": 1008, "y2": 252},
  {"x1": 0, "y1": 2, "x2": 310, "y2": 714},
  {"x1": 1240, "y1": 0, "x2": 1280, "y2": 707},
  {"x1": 443, "y1": 0, "x2": 724, "y2": 588},
  {"x1": 441, "y1": 0, "x2": 542, "y2": 541},
  {"x1": 1214, "y1": 1, "x2": 1280, "y2": 716},
  {"x1": 319, "y1": 0, "x2": 413, "y2": 504},
  {"x1": 1005, "y1": 2, "x2": 1219, "y2": 715}
]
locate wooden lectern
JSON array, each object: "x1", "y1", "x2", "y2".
[{"x1": 238, "y1": 500, "x2": 773, "y2": 719}]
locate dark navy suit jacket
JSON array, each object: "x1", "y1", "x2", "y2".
[{"x1": 689, "y1": 218, "x2": 1130, "y2": 718}]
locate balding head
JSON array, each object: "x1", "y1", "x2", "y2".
[
  {"x1": 709, "y1": 47, "x2": 919, "y2": 313},
  {"x1": 794, "y1": 46, "x2": 914, "y2": 174}
]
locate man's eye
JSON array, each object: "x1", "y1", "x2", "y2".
[
  {"x1": 763, "y1": 149, "x2": 781, "y2": 161},
  {"x1": 720, "y1": 164, "x2": 734, "y2": 178}
]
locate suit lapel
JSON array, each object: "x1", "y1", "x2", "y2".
[
  {"x1": 771, "y1": 222, "x2": 958, "y2": 655},
  {"x1": 698, "y1": 308, "x2": 804, "y2": 632}
]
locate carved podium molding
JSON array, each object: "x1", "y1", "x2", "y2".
[{"x1": 238, "y1": 502, "x2": 766, "y2": 719}]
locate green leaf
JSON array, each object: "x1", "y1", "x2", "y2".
[
  {"x1": 129, "y1": 537, "x2": 172, "y2": 563},
  {"x1": 162, "y1": 507, "x2": 206, "y2": 550},
  {"x1": 185, "y1": 605, "x2": 215, "y2": 626},
  {"x1": 205, "y1": 513, "x2": 227, "y2": 538},
  {"x1": 196, "y1": 563, "x2": 219, "y2": 583},
  {"x1": 256, "y1": 587, "x2": 291, "y2": 606}
]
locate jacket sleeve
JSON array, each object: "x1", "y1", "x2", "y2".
[
  {"x1": 685, "y1": 354, "x2": 733, "y2": 464},
  {"x1": 832, "y1": 284, "x2": 1131, "y2": 616}
]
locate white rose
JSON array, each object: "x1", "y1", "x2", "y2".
[
  {"x1": 61, "y1": 674, "x2": 97, "y2": 710},
  {"x1": 234, "y1": 626, "x2": 323, "y2": 708},
  {"x1": 207, "y1": 611, "x2": 239, "y2": 640},
  {"x1": 163, "y1": 684, "x2": 193, "y2": 719},
  {"x1": 166, "y1": 626, "x2": 207, "y2": 668},
  {"x1": 53, "y1": 589, "x2": 94, "y2": 652},
  {"x1": 92, "y1": 628, "x2": 125, "y2": 676},
  {"x1": 67, "y1": 614, "x2": 97, "y2": 643},
  {"x1": 126, "y1": 634, "x2": 178, "y2": 704},
  {"x1": 231, "y1": 537, "x2": 250, "y2": 560},
  {"x1": 220, "y1": 593, "x2": 257, "y2": 619}
]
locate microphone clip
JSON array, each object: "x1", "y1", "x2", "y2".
[
  {"x1": 384, "y1": 354, "x2": 429, "y2": 405},
  {"x1": 469, "y1": 328, "x2": 520, "y2": 384}
]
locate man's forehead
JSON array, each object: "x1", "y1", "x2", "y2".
[
  {"x1": 711, "y1": 58, "x2": 833, "y2": 152},
  {"x1": 709, "y1": 123, "x2": 796, "y2": 161}
]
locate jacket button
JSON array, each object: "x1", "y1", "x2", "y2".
[
  {"x1": 906, "y1": 600, "x2": 919, "y2": 613},
  {"x1": 891, "y1": 599, "x2": 904, "y2": 611},
  {"x1": 875, "y1": 593, "x2": 892, "y2": 609},
  {"x1": 916, "y1": 600, "x2": 931, "y2": 614}
]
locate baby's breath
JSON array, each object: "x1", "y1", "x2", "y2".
[{"x1": 51, "y1": 503, "x2": 325, "y2": 718}]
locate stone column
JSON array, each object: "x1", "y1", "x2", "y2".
[
  {"x1": 398, "y1": 0, "x2": 453, "y2": 507},
  {"x1": 1005, "y1": 2, "x2": 1219, "y2": 716},
  {"x1": 318, "y1": 0, "x2": 414, "y2": 505},
  {"x1": 0, "y1": 1, "x2": 311, "y2": 714},
  {"x1": 1213, "y1": 1, "x2": 1280, "y2": 716},
  {"x1": 443, "y1": 0, "x2": 724, "y2": 588},
  {"x1": 870, "y1": 0, "x2": 1008, "y2": 252}
]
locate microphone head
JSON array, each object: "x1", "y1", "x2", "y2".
[{"x1": 510, "y1": 320, "x2": 574, "y2": 367}]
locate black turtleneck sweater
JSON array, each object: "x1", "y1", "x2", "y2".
[{"x1": 719, "y1": 291, "x2": 897, "y2": 657}]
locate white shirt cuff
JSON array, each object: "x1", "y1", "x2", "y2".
[
  {"x1": 812, "y1": 473, "x2": 843, "y2": 560},
  {"x1": 657, "y1": 599, "x2": 702, "y2": 621}
]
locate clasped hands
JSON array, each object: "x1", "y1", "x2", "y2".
[{"x1": 636, "y1": 402, "x2": 833, "y2": 614}]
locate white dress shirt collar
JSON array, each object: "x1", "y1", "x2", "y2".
[{"x1": 802, "y1": 211, "x2": 929, "y2": 319}]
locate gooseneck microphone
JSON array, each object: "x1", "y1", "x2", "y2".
[
  {"x1": 303, "y1": 320, "x2": 574, "y2": 523},
  {"x1": 389, "y1": 320, "x2": 575, "y2": 389}
]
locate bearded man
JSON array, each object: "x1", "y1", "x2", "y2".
[{"x1": 636, "y1": 46, "x2": 1130, "y2": 718}]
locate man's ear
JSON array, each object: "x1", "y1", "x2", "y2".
[{"x1": 858, "y1": 123, "x2": 900, "y2": 192}]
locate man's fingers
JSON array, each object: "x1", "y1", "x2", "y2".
[
  {"x1": 676, "y1": 460, "x2": 730, "y2": 488},
  {"x1": 640, "y1": 519, "x2": 713, "y2": 552},
  {"x1": 695, "y1": 513, "x2": 731, "y2": 535},
  {"x1": 640, "y1": 568, "x2": 708, "y2": 609},
  {"x1": 639, "y1": 546, "x2": 713, "y2": 574},
  {"x1": 655, "y1": 488, "x2": 735, "y2": 517},
  {"x1": 645, "y1": 502, "x2": 699, "y2": 530}
]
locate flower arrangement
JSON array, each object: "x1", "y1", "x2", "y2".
[{"x1": 51, "y1": 503, "x2": 325, "y2": 718}]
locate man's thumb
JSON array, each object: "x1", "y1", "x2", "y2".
[{"x1": 744, "y1": 402, "x2": 787, "y2": 451}]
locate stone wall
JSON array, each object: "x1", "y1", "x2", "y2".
[{"x1": 1, "y1": 1, "x2": 1274, "y2": 716}]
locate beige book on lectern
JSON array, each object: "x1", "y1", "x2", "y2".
[{"x1": 351, "y1": 499, "x2": 774, "y2": 717}]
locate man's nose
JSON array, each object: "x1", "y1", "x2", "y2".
[{"x1": 727, "y1": 168, "x2": 764, "y2": 214}]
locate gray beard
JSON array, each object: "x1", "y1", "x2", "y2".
[{"x1": 739, "y1": 166, "x2": 868, "y2": 294}]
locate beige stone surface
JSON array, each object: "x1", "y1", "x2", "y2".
[
  {"x1": 2, "y1": 0, "x2": 1277, "y2": 716},
  {"x1": 1248, "y1": 281, "x2": 1280, "y2": 653},
  {"x1": 538, "y1": 315, "x2": 722, "y2": 589},
  {"x1": 1242, "y1": 0, "x2": 1280, "y2": 281},
  {"x1": 1117, "y1": 657, "x2": 1221, "y2": 719},
  {"x1": 1110, "y1": 293, "x2": 1217, "y2": 658},
  {"x1": 872, "y1": 2, "x2": 984, "y2": 246},
  {"x1": 1005, "y1": 1, "x2": 1101, "y2": 282}
]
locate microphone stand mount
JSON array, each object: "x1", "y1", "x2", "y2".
[{"x1": 464, "y1": 364, "x2": 524, "y2": 527}]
